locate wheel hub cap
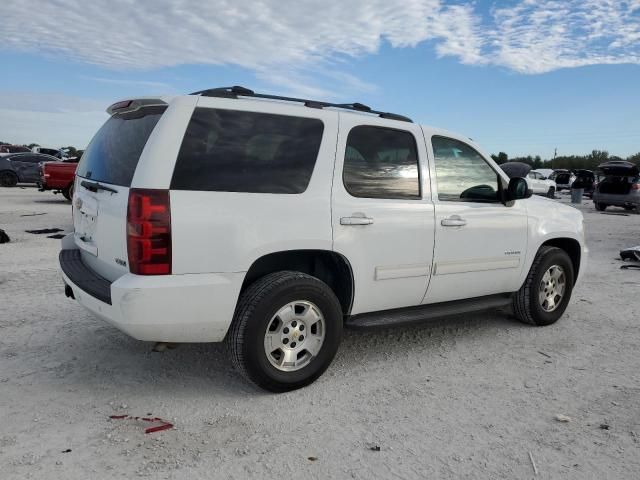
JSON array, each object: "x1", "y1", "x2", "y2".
[
  {"x1": 539, "y1": 265, "x2": 566, "y2": 312},
  {"x1": 264, "y1": 301, "x2": 326, "y2": 372}
]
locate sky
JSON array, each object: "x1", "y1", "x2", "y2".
[{"x1": 0, "y1": 0, "x2": 639, "y2": 159}]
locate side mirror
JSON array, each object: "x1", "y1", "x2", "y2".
[{"x1": 506, "y1": 177, "x2": 532, "y2": 201}]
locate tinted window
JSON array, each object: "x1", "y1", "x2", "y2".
[
  {"x1": 343, "y1": 126, "x2": 420, "y2": 199},
  {"x1": 171, "y1": 108, "x2": 324, "y2": 194},
  {"x1": 432, "y1": 136, "x2": 500, "y2": 202},
  {"x1": 76, "y1": 106, "x2": 166, "y2": 186}
]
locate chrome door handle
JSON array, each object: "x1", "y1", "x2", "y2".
[
  {"x1": 340, "y1": 216, "x2": 374, "y2": 226},
  {"x1": 441, "y1": 215, "x2": 466, "y2": 227}
]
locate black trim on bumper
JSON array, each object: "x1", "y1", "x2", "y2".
[{"x1": 59, "y1": 249, "x2": 112, "y2": 305}]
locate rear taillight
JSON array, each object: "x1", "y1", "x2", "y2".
[
  {"x1": 127, "y1": 189, "x2": 171, "y2": 275},
  {"x1": 632, "y1": 183, "x2": 640, "y2": 191}
]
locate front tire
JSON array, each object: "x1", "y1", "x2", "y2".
[
  {"x1": 595, "y1": 202, "x2": 607, "y2": 211},
  {"x1": 513, "y1": 246, "x2": 574, "y2": 326},
  {"x1": 228, "y1": 271, "x2": 343, "y2": 392},
  {"x1": 547, "y1": 187, "x2": 555, "y2": 199}
]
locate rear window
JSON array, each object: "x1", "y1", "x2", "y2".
[
  {"x1": 170, "y1": 108, "x2": 324, "y2": 194},
  {"x1": 76, "y1": 106, "x2": 166, "y2": 186}
]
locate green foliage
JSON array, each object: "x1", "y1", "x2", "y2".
[{"x1": 493, "y1": 150, "x2": 639, "y2": 170}]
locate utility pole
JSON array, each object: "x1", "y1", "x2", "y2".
[{"x1": 552, "y1": 148, "x2": 557, "y2": 168}]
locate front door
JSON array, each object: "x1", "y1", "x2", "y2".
[
  {"x1": 423, "y1": 134, "x2": 528, "y2": 304},
  {"x1": 332, "y1": 116, "x2": 434, "y2": 315}
]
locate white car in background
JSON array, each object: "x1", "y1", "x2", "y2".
[
  {"x1": 501, "y1": 163, "x2": 557, "y2": 198},
  {"x1": 528, "y1": 170, "x2": 557, "y2": 198}
]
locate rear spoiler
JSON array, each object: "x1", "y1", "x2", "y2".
[{"x1": 106, "y1": 98, "x2": 168, "y2": 115}]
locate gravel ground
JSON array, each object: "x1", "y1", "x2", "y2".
[{"x1": 1, "y1": 186, "x2": 639, "y2": 479}]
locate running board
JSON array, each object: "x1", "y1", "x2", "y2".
[{"x1": 345, "y1": 294, "x2": 514, "y2": 330}]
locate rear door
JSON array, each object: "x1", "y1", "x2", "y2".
[
  {"x1": 73, "y1": 104, "x2": 168, "y2": 281},
  {"x1": 11, "y1": 154, "x2": 41, "y2": 182},
  {"x1": 331, "y1": 116, "x2": 434, "y2": 314}
]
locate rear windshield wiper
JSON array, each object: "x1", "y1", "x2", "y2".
[{"x1": 81, "y1": 180, "x2": 118, "y2": 194}]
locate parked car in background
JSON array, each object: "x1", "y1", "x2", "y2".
[
  {"x1": 534, "y1": 168, "x2": 554, "y2": 179},
  {"x1": 0, "y1": 145, "x2": 31, "y2": 156},
  {"x1": 0, "y1": 152, "x2": 59, "y2": 186},
  {"x1": 527, "y1": 170, "x2": 557, "y2": 198},
  {"x1": 593, "y1": 161, "x2": 639, "y2": 211},
  {"x1": 60, "y1": 87, "x2": 587, "y2": 392},
  {"x1": 32, "y1": 146, "x2": 67, "y2": 159},
  {"x1": 38, "y1": 157, "x2": 79, "y2": 200},
  {"x1": 550, "y1": 169, "x2": 576, "y2": 191},
  {"x1": 501, "y1": 162, "x2": 556, "y2": 198},
  {"x1": 572, "y1": 169, "x2": 595, "y2": 198}
]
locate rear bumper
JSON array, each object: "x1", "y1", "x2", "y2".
[
  {"x1": 59, "y1": 241, "x2": 244, "y2": 342},
  {"x1": 592, "y1": 192, "x2": 640, "y2": 206}
]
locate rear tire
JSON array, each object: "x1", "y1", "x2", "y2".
[
  {"x1": 62, "y1": 182, "x2": 74, "y2": 201},
  {"x1": 595, "y1": 202, "x2": 607, "y2": 211},
  {"x1": 546, "y1": 187, "x2": 555, "y2": 199},
  {"x1": 513, "y1": 246, "x2": 574, "y2": 326},
  {"x1": 227, "y1": 271, "x2": 343, "y2": 392},
  {"x1": 624, "y1": 206, "x2": 634, "y2": 211},
  {"x1": 0, "y1": 171, "x2": 18, "y2": 187}
]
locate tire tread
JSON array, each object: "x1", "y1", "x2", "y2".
[{"x1": 513, "y1": 246, "x2": 560, "y2": 325}]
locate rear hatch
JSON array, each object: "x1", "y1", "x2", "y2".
[
  {"x1": 73, "y1": 102, "x2": 167, "y2": 282},
  {"x1": 596, "y1": 162, "x2": 639, "y2": 196}
]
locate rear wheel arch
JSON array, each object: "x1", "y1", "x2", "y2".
[
  {"x1": 539, "y1": 238, "x2": 581, "y2": 284},
  {"x1": 241, "y1": 250, "x2": 354, "y2": 315}
]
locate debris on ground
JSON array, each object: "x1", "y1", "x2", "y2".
[
  {"x1": 537, "y1": 351, "x2": 552, "y2": 358},
  {"x1": 555, "y1": 414, "x2": 572, "y2": 423},
  {"x1": 25, "y1": 228, "x2": 63, "y2": 234},
  {"x1": 152, "y1": 342, "x2": 178, "y2": 352},
  {"x1": 368, "y1": 444, "x2": 381, "y2": 452},
  {"x1": 620, "y1": 246, "x2": 640, "y2": 261},
  {"x1": 308, "y1": 456, "x2": 318, "y2": 461},
  {"x1": 19, "y1": 212, "x2": 47, "y2": 217},
  {"x1": 47, "y1": 234, "x2": 66, "y2": 239},
  {"x1": 600, "y1": 424, "x2": 610, "y2": 430},
  {"x1": 528, "y1": 451, "x2": 538, "y2": 476},
  {"x1": 61, "y1": 449, "x2": 72, "y2": 453},
  {"x1": 0, "y1": 229, "x2": 9, "y2": 243},
  {"x1": 109, "y1": 415, "x2": 174, "y2": 434}
]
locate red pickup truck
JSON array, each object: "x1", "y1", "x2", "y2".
[{"x1": 38, "y1": 160, "x2": 78, "y2": 200}]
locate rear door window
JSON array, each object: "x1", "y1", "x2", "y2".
[
  {"x1": 342, "y1": 126, "x2": 420, "y2": 199},
  {"x1": 171, "y1": 108, "x2": 324, "y2": 194},
  {"x1": 76, "y1": 106, "x2": 166, "y2": 186}
]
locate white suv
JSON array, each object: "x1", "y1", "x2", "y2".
[{"x1": 60, "y1": 86, "x2": 587, "y2": 392}]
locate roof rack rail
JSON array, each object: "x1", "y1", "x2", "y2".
[{"x1": 189, "y1": 86, "x2": 412, "y2": 123}]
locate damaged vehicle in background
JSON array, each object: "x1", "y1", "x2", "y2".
[
  {"x1": 501, "y1": 162, "x2": 556, "y2": 198},
  {"x1": 0, "y1": 152, "x2": 60, "y2": 187},
  {"x1": 38, "y1": 157, "x2": 79, "y2": 200},
  {"x1": 593, "y1": 161, "x2": 640, "y2": 212},
  {"x1": 550, "y1": 169, "x2": 575, "y2": 191}
]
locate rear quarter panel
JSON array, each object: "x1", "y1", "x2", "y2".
[{"x1": 145, "y1": 96, "x2": 340, "y2": 274}]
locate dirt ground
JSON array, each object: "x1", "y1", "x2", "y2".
[{"x1": 1, "y1": 186, "x2": 639, "y2": 479}]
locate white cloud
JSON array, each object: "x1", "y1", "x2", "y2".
[
  {"x1": 81, "y1": 76, "x2": 174, "y2": 91},
  {"x1": 2, "y1": 0, "x2": 638, "y2": 80},
  {"x1": 490, "y1": 0, "x2": 640, "y2": 74},
  {"x1": 0, "y1": 93, "x2": 107, "y2": 147}
]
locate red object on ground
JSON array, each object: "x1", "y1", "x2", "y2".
[{"x1": 109, "y1": 415, "x2": 174, "y2": 434}]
